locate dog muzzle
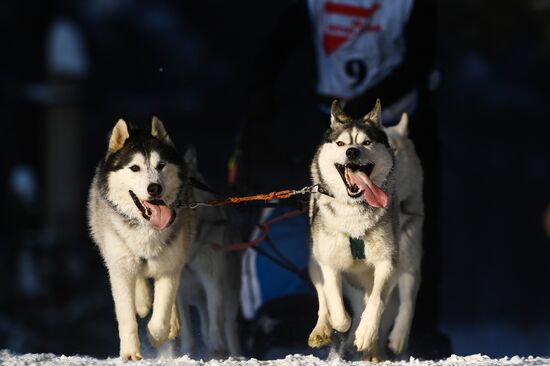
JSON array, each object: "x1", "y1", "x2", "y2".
[{"x1": 129, "y1": 190, "x2": 176, "y2": 230}]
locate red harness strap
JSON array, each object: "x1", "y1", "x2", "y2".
[
  {"x1": 205, "y1": 190, "x2": 295, "y2": 206},
  {"x1": 213, "y1": 209, "x2": 305, "y2": 251}
]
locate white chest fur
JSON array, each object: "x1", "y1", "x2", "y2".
[
  {"x1": 110, "y1": 215, "x2": 173, "y2": 259},
  {"x1": 312, "y1": 196, "x2": 394, "y2": 271},
  {"x1": 318, "y1": 196, "x2": 384, "y2": 238}
]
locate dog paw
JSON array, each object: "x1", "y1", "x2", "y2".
[
  {"x1": 308, "y1": 323, "x2": 332, "y2": 348},
  {"x1": 120, "y1": 334, "x2": 142, "y2": 361},
  {"x1": 147, "y1": 320, "x2": 169, "y2": 347},
  {"x1": 208, "y1": 348, "x2": 229, "y2": 360},
  {"x1": 354, "y1": 321, "x2": 377, "y2": 353},
  {"x1": 120, "y1": 351, "x2": 143, "y2": 362},
  {"x1": 168, "y1": 304, "x2": 180, "y2": 340},
  {"x1": 362, "y1": 353, "x2": 382, "y2": 363},
  {"x1": 120, "y1": 341, "x2": 142, "y2": 361},
  {"x1": 136, "y1": 304, "x2": 151, "y2": 319},
  {"x1": 135, "y1": 279, "x2": 152, "y2": 319},
  {"x1": 388, "y1": 327, "x2": 407, "y2": 354},
  {"x1": 180, "y1": 341, "x2": 196, "y2": 357},
  {"x1": 331, "y1": 312, "x2": 351, "y2": 333}
]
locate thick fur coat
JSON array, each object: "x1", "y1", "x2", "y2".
[
  {"x1": 88, "y1": 118, "x2": 196, "y2": 360},
  {"x1": 308, "y1": 101, "x2": 423, "y2": 361}
]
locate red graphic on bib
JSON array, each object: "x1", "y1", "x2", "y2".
[{"x1": 322, "y1": 2, "x2": 381, "y2": 54}]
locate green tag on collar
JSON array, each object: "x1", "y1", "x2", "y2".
[{"x1": 349, "y1": 237, "x2": 366, "y2": 260}]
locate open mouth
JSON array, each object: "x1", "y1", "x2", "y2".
[
  {"x1": 129, "y1": 190, "x2": 174, "y2": 230},
  {"x1": 335, "y1": 163, "x2": 375, "y2": 198}
]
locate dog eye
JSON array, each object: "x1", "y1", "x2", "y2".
[
  {"x1": 336, "y1": 141, "x2": 345, "y2": 147},
  {"x1": 362, "y1": 140, "x2": 372, "y2": 146},
  {"x1": 156, "y1": 162, "x2": 166, "y2": 170},
  {"x1": 129, "y1": 165, "x2": 140, "y2": 172}
]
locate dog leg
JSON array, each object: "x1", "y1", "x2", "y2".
[
  {"x1": 320, "y1": 264, "x2": 351, "y2": 333},
  {"x1": 341, "y1": 279, "x2": 366, "y2": 356},
  {"x1": 388, "y1": 271, "x2": 420, "y2": 354},
  {"x1": 176, "y1": 296, "x2": 196, "y2": 356},
  {"x1": 225, "y1": 310, "x2": 242, "y2": 356},
  {"x1": 109, "y1": 270, "x2": 141, "y2": 361},
  {"x1": 308, "y1": 260, "x2": 332, "y2": 348},
  {"x1": 354, "y1": 260, "x2": 396, "y2": 361},
  {"x1": 224, "y1": 293, "x2": 242, "y2": 357},
  {"x1": 202, "y1": 278, "x2": 227, "y2": 357},
  {"x1": 195, "y1": 296, "x2": 209, "y2": 345},
  {"x1": 194, "y1": 263, "x2": 227, "y2": 357},
  {"x1": 168, "y1": 302, "x2": 180, "y2": 340},
  {"x1": 148, "y1": 274, "x2": 180, "y2": 347},
  {"x1": 135, "y1": 276, "x2": 152, "y2": 318}
]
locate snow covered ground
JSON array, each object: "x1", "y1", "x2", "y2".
[{"x1": 1, "y1": 351, "x2": 550, "y2": 366}]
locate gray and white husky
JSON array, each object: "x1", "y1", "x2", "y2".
[
  {"x1": 176, "y1": 147, "x2": 242, "y2": 358},
  {"x1": 308, "y1": 100, "x2": 423, "y2": 361},
  {"x1": 88, "y1": 117, "x2": 196, "y2": 360}
]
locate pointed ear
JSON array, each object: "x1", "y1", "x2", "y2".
[
  {"x1": 362, "y1": 99, "x2": 382, "y2": 126},
  {"x1": 108, "y1": 119, "x2": 130, "y2": 153},
  {"x1": 395, "y1": 112, "x2": 409, "y2": 137},
  {"x1": 151, "y1": 116, "x2": 173, "y2": 146},
  {"x1": 183, "y1": 145, "x2": 198, "y2": 169},
  {"x1": 330, "y1": 99, "x2": 350, "y2": 128}
]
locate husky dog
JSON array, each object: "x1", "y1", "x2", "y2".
[
  {"x1": 176, "y1": 147, "x2": 242, "y2": 358},
  {"x1": 383, "y1": 113, "x2": 423, "y2": 357},
  {"x1": 88, "y1": 117, "x2": 196, "y2": 360},
  {"x1": 307, "y1": 100, "x2": 423, "y2": 361}
]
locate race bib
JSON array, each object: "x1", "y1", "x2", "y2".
[{"x1": 308, "y1": 0, "x2": 414, "y2": 99}]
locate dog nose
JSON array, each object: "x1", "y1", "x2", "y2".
[
  {"x1": 147, "y1": 183, "x2": 163, "y2": 197},
  {"x1": 346, "y1": 147, "x2": 360, "y2": 159}
]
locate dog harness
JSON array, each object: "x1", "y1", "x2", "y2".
[{"x1": 349, "y1": 237, "x2": 366, "y2": 260}]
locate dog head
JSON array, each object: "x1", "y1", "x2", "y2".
[
  {"x1": 99, "y1": 116, "x2": 185, "y2": 229},
  {"x1": 315, "y1": 99, "x2": 394, "y2": 207}
]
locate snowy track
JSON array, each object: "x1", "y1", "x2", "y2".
[{"x1": 1, "y1": 351, "x2": 549, "y2": 366}]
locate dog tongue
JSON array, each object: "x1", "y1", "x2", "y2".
[
  {"x1": 347, "y1": 170, "x2": 388, "y2": 208},
  {"x1": 143, "y1": 201, "x2": 172, "y2": 230}
]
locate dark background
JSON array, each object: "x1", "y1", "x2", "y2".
[{"x1": 1, "y1": 0, "x2": 550, "y2": 359}]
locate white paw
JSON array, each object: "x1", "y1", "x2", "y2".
[
  {"x1": 388, "y1": 326, "x2": 408, "y2": 354},
  {"x1": 136, "y1": 303, "x2": 151, "y2": 319},
  {"x1": 135, "y1": 280, "x2": 152, "y2": 319},
  {"x1": 331, "y1": 312, "x2": 351, "y2": 333},
  {"x1": 354, "y1": 320, "x2": 377, "y2": 352},
  {"x1": 308, "y1": 322, "x2": 332, "y2": 348},
  {"x1": 362, "y1": 353, "x2": 382, "y2": 363},
  {"x1": 147, "y1": 319, "x2": 169, "y2": 347},
  {"x1": 120, "y1": 350, "x2": 142, "y2": 361},
  {"x1": 120, "y1": 337, "x2": 142, "y2": 361}
]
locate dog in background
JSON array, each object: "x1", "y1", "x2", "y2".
[{"x1": 176, "y1": 147, "x2": 243, "y2": 358}]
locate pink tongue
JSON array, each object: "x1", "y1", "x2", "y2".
[
  {"x1": 347, "y1": 170, "x2": 388, "y2": 208},
  {"x1": 143, "y1": 201, "x2": 173, "y2": 230}
]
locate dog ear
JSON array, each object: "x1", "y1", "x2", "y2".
[
  {"x1": 108, "y1": 119, "x2": 130, "y2": 153},
  {"x1": 394, "y1": 112, "x2": 409, "y2": 137},
  {"x1": 184, "y1": 145, "x2": 198, "y2": 170},
  {"x1": 362, "y1": 99, "x2": 382, "y2": 126},
  {"x1": 151, "y1": 116, "x2": 174, "y2": 146},
  {"x1": 330, "y1": 99, "x2": 350, "y2": 128}
]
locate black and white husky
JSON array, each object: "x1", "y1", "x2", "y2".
[
  {"x1": 88, "y1": 117, "x2": 196, "y2": 360},
  {"x1": 308, "y1": 100, "x2": 423, "y2": 361}
]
